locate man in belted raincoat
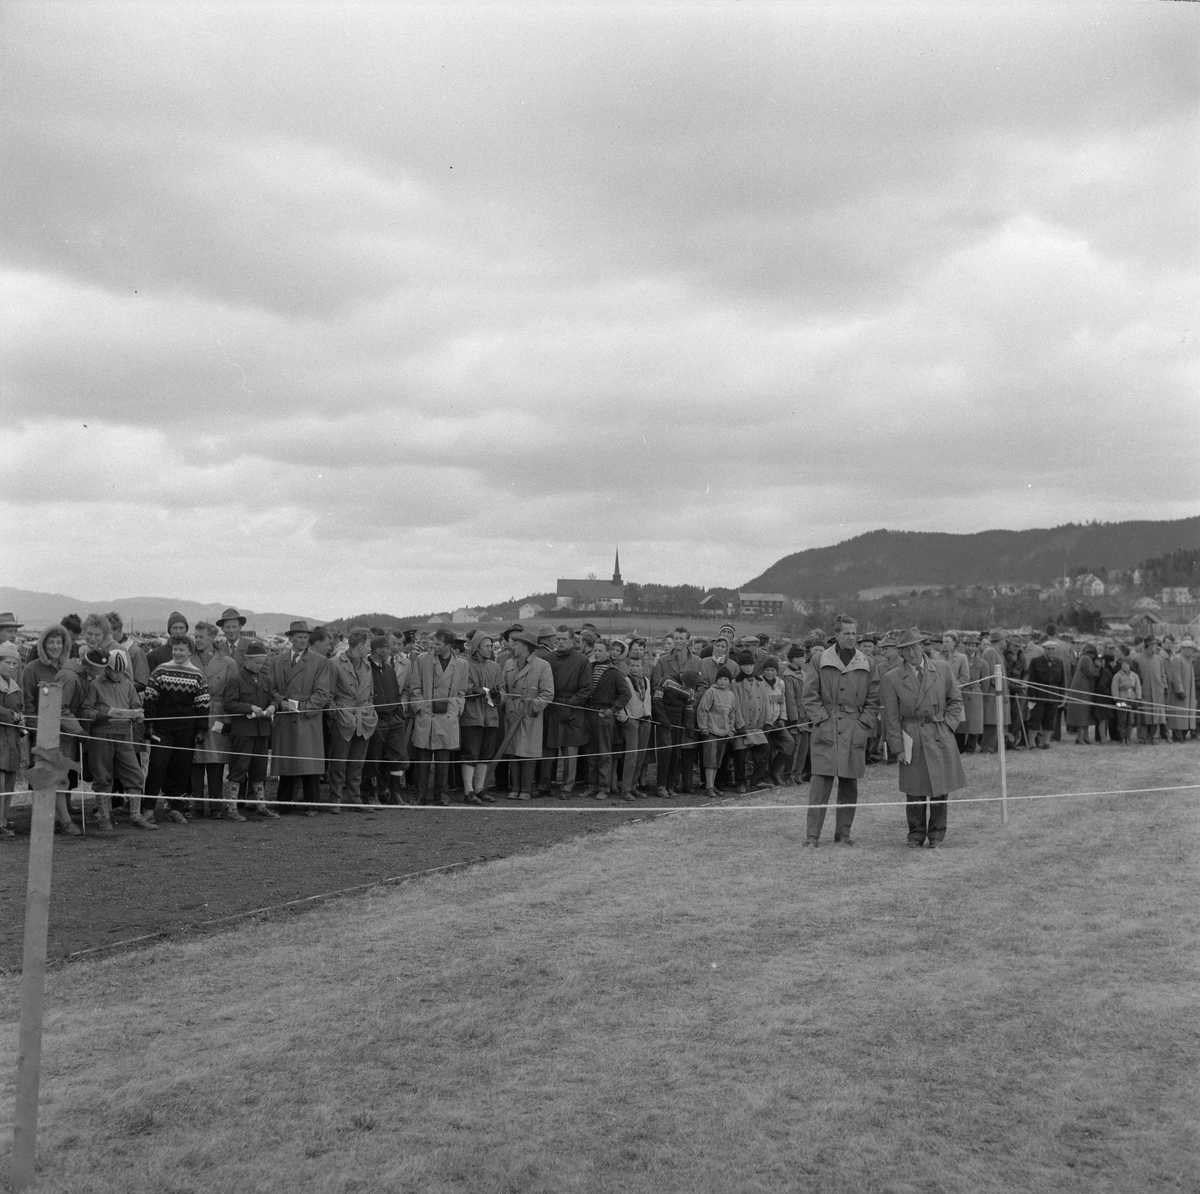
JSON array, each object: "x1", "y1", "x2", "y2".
[
  {"x1": 880, "y1": 627, "x2": 967, "y2": 848},
  {"x1": 801, "y1": 617, "x2": 880, "y2": 846}
]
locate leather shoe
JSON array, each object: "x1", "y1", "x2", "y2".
[
  {"x1": 802, "y1": 838, "x2": 818, "y2": 848},
  {"x1": 906, "y1": 840, "x2": 923, "y2": 849}
]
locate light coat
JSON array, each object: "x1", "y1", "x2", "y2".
[
  {"x1": 193, "y1": 647, "x2": 239, "y2": 764},
  {"x1": 1133, "y1": 650, "x2": 1168, "y2": 726},
  {"x1": 1166, "y1": 653, "x2": 1196, "y2": 731},
  {"x1": 268, "y1": 648, "x2": 332, "y2": 776},
  {"x1": 330, "y1": 654, "x2": 379, "y2": 740},
  {"x1": 880, "y1": 659, "x2": 967, "y2": 798},
  {"x1": 499, "y1": 655, "x2": 555, "y2": 758},
  {"x1": 980, "y1": 645, "x2": 1008, "y2": 726},
  {"x1": 405, "y1": 651, "x2": 469, "y2": 751},
  {"x1": 801, "y1": 647, "x2": 880, "y2": 779},
  {"x1": 963, "y1": 653, "x2": 988, "y2": 736},
  {"x1": 0, "y1": 679, "x2": 25, "y2": 773}
]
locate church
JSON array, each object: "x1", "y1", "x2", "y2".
[{"x1": 555, "y1": 550, "x2": 626, "y2": 611}]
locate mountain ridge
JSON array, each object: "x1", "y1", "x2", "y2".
[{"x1": 742, "y1": 517, "x2": 1200, "y2": 597}]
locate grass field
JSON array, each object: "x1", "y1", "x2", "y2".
[{"x1": 1, "y1": 743, "x2": 1198, "y2": 1193}]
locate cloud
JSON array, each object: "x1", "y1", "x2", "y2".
[{"x1": 1, "y1": 2, "x2": 1197, "y2": 615}]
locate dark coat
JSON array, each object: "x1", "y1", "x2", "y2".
[
  {"x1": 1066, "y1": 652, "x2": 1098, "y2": 728},
  {"x1": 880, "y1": 659, "x2": 967, "y2": 798},
  {"x1": 223, "y1": 665, "x2": 275, "y2": 739},
  {"x1": 545, "y1": 649, "x2": 593, "y2": 749},
  {"x1": 801, "y1": 647, "x2": 880, "y2": 779},
  {"x1": 268, "y1": 649, "x2": 331, "y2": 776}
]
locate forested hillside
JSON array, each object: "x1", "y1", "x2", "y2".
[{"x1": 743, "y1": 518, "x2": 1200, "y2": 597}]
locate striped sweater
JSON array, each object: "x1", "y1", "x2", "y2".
[{"x1": 143, "y1": 663, "x2": 210, "y2": 736}]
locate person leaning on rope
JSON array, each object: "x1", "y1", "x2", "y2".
[{"x1": 879, "y1": 627, "x2": 967, "y2": 849}]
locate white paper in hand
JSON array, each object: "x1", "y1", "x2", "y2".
[{"x1": 902, "y1": 731, "x2": 913, "y2": 764}]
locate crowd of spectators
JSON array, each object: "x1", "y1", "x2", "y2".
[{"x1": 0, "y1": 607, "x2": 1194, "y2": 838}]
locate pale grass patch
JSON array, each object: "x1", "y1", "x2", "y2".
[{"x1": 1, "y1": 744, "x2": 1197, "y2": 1192}]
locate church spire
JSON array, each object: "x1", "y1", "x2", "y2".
[{"x1": 613, "y1": 546, "x2": 622, "y2": 586}]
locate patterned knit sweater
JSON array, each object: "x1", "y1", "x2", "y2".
[{"x1": 143, "y1": 663, "x2": 210, "y2": 736}]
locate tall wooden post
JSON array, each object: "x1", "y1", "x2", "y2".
[
  {"x1": 12, "y1": 683, "x2": 66, "y2": 1191},
  {"x1": 995, "y1": 664, "x2": 1008, "y2": 826}
]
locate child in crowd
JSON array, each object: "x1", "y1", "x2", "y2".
[
  {"x1": 80, "y1": 648, "x2": 147, "y2": 833},
  {"x1": 222, "y1": 641, "x2": 282, "y2": 817},
  {"x1": 1111, "y1": 657, "x2": 1142, "y2": 745},
  {"x1": 759, "y1": 658, "x2": 795, "y2": 786},
  {"x1": 696, "y1": 666, "x2": 742, "y2": 797},
  {"x1": 615, "y1": 655, "x2": 653, "y2": 799},
  {"x1": 731, "y1": 650, "x2": 770, "y2": 792}
]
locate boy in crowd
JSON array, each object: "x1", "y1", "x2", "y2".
[
  {"x1": 696, "y1": 665, "x2": 742, "y2": 797},
  {"x1": 222, "y1": 641, "x2": 281, "y2": 817},
  {"x1": 81, "y1": 649, "x2": 147, "y2": 834}
]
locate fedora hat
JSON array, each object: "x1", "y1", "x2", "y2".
[
  {"x1": 895, "y1": 627, "x2": 927, "y2": 649},
  {"x1": 284, "y1": 620, "x2": 312, "y2": 637},
  {"x1": 217, "y1": 607, "x2": 247, "y2": 627},
  {"x1": 536, "y1": 624, "x2": 557, "y2": 640},
  {"x1": 510, "y1": 630, "x2": 541, "y2": 651},
  {"x1": 500, "y1": 622, "x2": 524, "y2": 641},
  {"x1": 988, "y1": 628, "x2": 1007, "y2": 643},
  {"x1": 0, "y1": 613, "x2": 23, "y2": 630}
]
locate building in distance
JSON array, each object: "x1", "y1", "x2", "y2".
[{"x1": 556, "y1": 549, "x2": 626, "y2": 611}]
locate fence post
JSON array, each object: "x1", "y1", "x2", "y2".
[
  {"x1": 995, "y1": 664, "x2": 1008, "y2": 826},
  {"x1": 12, "y1": 683, "x2": 66, "y2": 1191}
]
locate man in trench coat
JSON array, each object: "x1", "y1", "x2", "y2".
[
  {"x1": 801, "y1": 618, "x2": 880, "y2": 846},
  {"x1": 881, "y1": 628, "x2": 968, "y2": 848},
  {"x1": 268, "y1": 620, "x2": 333, "y2": 811},
  {"x1": 404, "y1": 627, "x2": 469, "y2": 805}
]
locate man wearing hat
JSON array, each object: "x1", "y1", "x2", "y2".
[
  {"x1": 1133, "y1": 636, "x2": 1168, "y2": 744},
  {"x1": 1165, "y1": 636, "x2": 1197, "y2": 741},
  {"x1": 498, "y1": 630, "x2": 555, "y2": 799},
  {"x1": 404, "y1": 628, "x2": 469, "y2": 806},
  {"x1": 880, "y1": 629, "x2": 967, "y2": 848},
  {"x1": 0, "y1": 613, "x2": 23, "y2": 651},
  {"x1": 217, "y1": 607, "x2": 250, "y2": 667},
  {"x1": 979, "y1": 630, "x2": 1008, "y2": 752},
  {"x1": 801, "y1": 617, "x2": 880, "y2": 846},
  {"x1": 268, "y1": 621, "x2": 332, "y2": 813}
]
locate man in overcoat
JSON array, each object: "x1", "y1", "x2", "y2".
[
  {"x1": 538, "y1": 625, "x2": 593, "y2": 798},
  {"x1": 979, "y1": 629, "x2": 1008, "y2": 752},
  {"x1": 405, "y1": 627, "x2": 469, "y2": 805},
  {"x1": 880, "y1": 628, "x2": 967, "y2": 848},
  {"x1": 499, "y1": 631, "x2": 556, "y2": 800},
  {"x1": 801, "y1": 618, "x2": 880, "y2": 847},
  {"x1": 268, "y1": 620, "x2": 333, "y2": 813}
]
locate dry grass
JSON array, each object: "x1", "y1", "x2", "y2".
[{"x1": 1, "y1": 742, "x2": 1198, "y2": 1193}]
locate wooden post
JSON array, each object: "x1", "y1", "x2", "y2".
[
  {"x1": 12, "y1": 684, "x2": 65, "y2": 1191},
  {"x1": 995, "y1": 664, "x2": 1008, "y2": 826}
]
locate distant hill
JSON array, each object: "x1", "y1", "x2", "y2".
[
  {"x1": 0, "y1": 588, "x2": 318, "y2": 636},
  {"x1": 742, "y1": 517, "x2": 1200, "y2": 598}
]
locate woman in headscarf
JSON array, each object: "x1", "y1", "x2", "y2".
[{"x1": 459, "y1": 631, "x2": 502, "y2": 803}]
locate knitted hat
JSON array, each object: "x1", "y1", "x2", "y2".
[
  {"x1": 715, "y1": 666, "x2": 733, "y2": 681},
  {"x1": 734, "y1": 649, "x2": 755, "y2": 666},
  {"x1": 167, "y1": 610, "x2": 189, "y2": 632},
  {"x1": 786, "y1": 645, "x2": 805, "y2": 661},
  {"x1": 761, "y1": 656, "x2": 779, "y2": 672},
  {"x1": 680, "y1": 668, "x2": 702, "y2": 688},
  {"x1": 83, "y1": 647, "x2": 110, "y2": 668},
  {"x1": 0, "y1": 641, "x2": 20, "y2": 661},
  {"x1": 246, "y1": 641, "x2": 269, "y2": 657}
]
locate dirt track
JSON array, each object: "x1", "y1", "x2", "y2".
[{"x1": 0, "y1": 787, "x2": 721, "y2": 968}]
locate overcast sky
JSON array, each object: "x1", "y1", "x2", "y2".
[{"x1": 4, "y1": 2, "x2": 1197, "y2": 618}]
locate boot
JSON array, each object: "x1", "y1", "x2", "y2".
[
  {"x1": 55, "y1": 794, "x2": 81, "y2": 836},
  {"x1": 95, "y1": 793, "x2": 117, "y2": 835},
  {"x1": 253, "y1": 782, "x2": 281, "y2": 819}
]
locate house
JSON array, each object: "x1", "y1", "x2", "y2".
[
  {"x1": 1133, "y1": 596, "x2": 1161, "y2": 611},
  {"x1": 452, "y1": 608, "x2": 482, "y2": 624},
  {"x1": 1020, "y1": 583, "x2": 1043, "y2": 596},
  {"x1": 737, "y1": 592, "x2": 789, "y2": 618},
  {"x1": 1099, "y1": 616, "x2": 1134, "y2": 635},
  {"x1": 699, "y1": 592, "x2": 736, "y2": 616},
  {"x1": 1160, "y1": 587, "x2": 1193, "y2": 606},
  {"x1": 426, "y1": 613, "x2": 450, "y2": 625},
  {"x1": 556, "y1": 549, "x2": 625, "y2": 611},
  {"x1": 791, "y1": 598, "x2": 814, "y2": 616},
  {"x1": 995, "y1": 582, "x2": 1020, "y2": 597},
  {"x1": 1079, "y1": 577, "x2": 1105, "y2": 598},
  {"x1": 518, "y1": 603, "x2": 544, "y2": 621}
]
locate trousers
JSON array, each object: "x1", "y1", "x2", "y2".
[{"x1": 806, "y1": 774, "x2": 858, "y2": 840}]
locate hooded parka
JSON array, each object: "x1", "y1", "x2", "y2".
[{"x1": 802, "y1": 647, "x2": 880, "y2": 779}]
